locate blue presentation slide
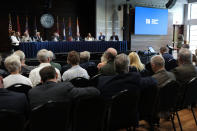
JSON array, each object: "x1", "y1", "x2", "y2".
[{"x1": 135, "y1": 7, "x2": 168, "y2": 35}]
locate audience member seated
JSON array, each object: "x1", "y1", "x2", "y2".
[
  {"x1": 159, "y1": 46, "x2": 174, "y2": 63},
  {"x1": 151, "y1": 55, "x2": 175, "y2": 88},
  {"x1": 14, "y1": 50, "x2": 35, "y2": 77},
  {"x1": 128, "y1": 52, "x2": 149, "y2": 77},
  {"x1": 21, "y1": 31, "x2": 32, "y2": 42},
  {"x1": 99, "y1": 48, "x2": 117, "y2": 75},
  {"x1": 80, "y1": 51, "x2": 96, "y2": 69},
  {"x1": 3, "y1": 55, "x2": 32, "y2": 88},
  {"x1": 0, "y1": 55, "x2": 9, "y2": 78},
  {"x1": 85, "y1": 33, "x2": 94, "y2": 41},
  {"x1": 80, "y1": 51, "x2": 97, "y2": 77},
  {"x1": 29, "y1": 66, "x2": 100, "y2": 108},
  {"x1": 97, "y1": 53, "x2": 157, "y2": 98},
  {"x1": 74, "y1": 32, "x2": 83, "y2": 41},
  {"x1": 0, "y1": 76, "x2": 29, "y2": 118},
  {"x1": 109, "y1": 32, "x2": 119, "y2": 41},
  {"x1": 97, "y1": 52, "x2": 107, "y2": 70},
  {"x1": 29, "y1": 49, "x2": 61, "y2": 87},
  {"x1": 98, "y1": 32, "x2": 105, "y2": 41},
  {"x1": 51, "y1": 32, "x2": 60, "y2": 42},
  {"x1": 48, "y1": 50, "x2": 61, "y2": 71},
  {"x1": 62, "y1": 51, "x2": 89, "y2": 82},
  {"x1": 171, "y1": 48, "x2": 197, "y2": 85},
  {"x1": 32, "y1": 32, "x2": 43, "y2": 42}
]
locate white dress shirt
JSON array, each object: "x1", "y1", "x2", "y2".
[
  {"x1": 11, "y1": 36, "x2": 20, "y2": 46},
  {"x1": 3, "y1": 74, "x2": 33, "y2": 88},
  {"x1": 29, "y1": 63, "x2": 61, "y2": 87},
  {"x1": 62, "y1": 65, "x2": 90, "y2": 82}
]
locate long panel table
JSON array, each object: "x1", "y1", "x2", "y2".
[{"x1": 19, "y1": 41, "x2": 127, "y2": 58}]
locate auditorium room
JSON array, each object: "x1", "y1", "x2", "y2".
[{"x1": 1, "y1": 0, "x2": 197, "y2": 131}]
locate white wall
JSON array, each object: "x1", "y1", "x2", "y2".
[{"x1": 96, "y1": 0, "x2": 187, "y2": 51}]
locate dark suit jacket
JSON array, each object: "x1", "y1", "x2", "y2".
[
  {"x1": 0, "y1": 88, "x2": 29, "y2": 118},
  {"x1": 98, "y1": 35, "x2": 105, "y2": 41},
  {"x1": 99, "y1": 60, "x2": 116, "y2": 76},
  {"x1": 97, "y1": 72, "x2": 157, "y2": 98},
  {"x1": 28, "y1": 81, "x2": 100, "y2": 108},
  {"x1": 171, "y1": 64, "x2": 197, "y2": 85},
  {"x1": 110, "y1": 35, "x2": 119, "y2": 41}
]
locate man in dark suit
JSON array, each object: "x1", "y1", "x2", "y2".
[
  {"x1": 0, "y1": 76, "x2": 29, "y2": 118},
  {"x1": 151, "y1": 55, "x2": 175, "y2": 88},
  {"x1": 171, "y1": 48, "x2": 197, "y2": 85},
  {"x1": 99, "y1": 48, "x2": 117, "y2": 76},
  {"x1": 160, "y1": 46, "x2": 174, "y2": 63},
  {"x1": 98, "y1": 32, "x2": 105, "y2": 41},
  {"x1": 28, "y1": 66, "x2": 100, "y2": 108},
  {"x1": 110, "y1": 32, "x2": 119, "y2": 41},
  {"x1": 74, "y1": 32, "x2": 83, "y2": 41},
  {"x1": 97, "y1": 54, "x2": 157, "y2": 98}
]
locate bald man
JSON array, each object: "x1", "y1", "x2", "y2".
[
  {"x1": 151, "y1": 55, "x2": 175, "y2": 88},
  {"x1": 99, "y1": 48, "x2": 117, "y2": 75}
]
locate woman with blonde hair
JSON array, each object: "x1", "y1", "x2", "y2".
[{"x1": 128, "y1": 52, "x2": 148, "y2": 76}]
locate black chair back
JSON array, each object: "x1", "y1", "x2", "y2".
[
  {"x1": 7, "y1": 83, "x2": 32, "y2": 97},
  {"x1": 108, "y1": 89, "x2": 140, "y2": 131},
  {"x1": 72, "y1": 96, "x2": 109, "y2": 131},
  {"x1": 0, "y1": 109, "x2": 25, "y2": 131},
  {"x1": 159, "y1": 80, "x2": 179, "y2": 112},
  {"x1": 182, "y1": 77, "x2": 197, "y2": 107},
  {"x1": 139, "y1": 84, "x2": 159, "y2": 123},
  {"x1": 29, "y1": 101, "x2": 71, "y2": 131},
  {"x1": 70, "y1": 77, "x2": 90, "y2": 87},
  {"x1": 86, "y1": 65, "x2": 98, "y2": 77},
  {"x1": 165, "y1": 59, "x2": 178, "y2": 71}
]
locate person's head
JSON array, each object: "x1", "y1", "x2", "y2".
[
  {"x1": 36, "y1": 32, "x2": 40, "y2": 37},
  {"x1": 24, "y1": 31, "x2": 29, "y2": 37},
  {"x1": 16, "y1": 32, "x2": 20, "y2": 36},
  {"x1": 37, "y1": 49, "x2": 50, "y2": 63},
  {"x1": 113, "y1": 32, "x2": 116, "y2": 36},
  {"x1": 10, "y1": 31, "x2": 15, "y2": 36},
  {"x1": 115, "y1": 53, "x2": 130, "y2": 74},
  {"x1": 67, "y1": 51, "x2": 80, "y2": 66},
  {"x1": 100, "y1": 32, "x2": 103, "y2": 36},
  {"x1": 48, "y1": 50, "x2": 55, "y2": 62},
  {"x1": 88, "y1": 33, "x2": 91, "y2": 37},
  {"x1": 178, "y1": 48, "x2": 192, "y2": 65},
  {"x1": 128, "y1": 52, "x2": 144, "y2": 71},
  {"x1": 4, "y1": 55, "x2": 21, "y2": 73},
  {"x1": 150, "y1": 55, "x2": 165, "y2": 73},
  {"x1": 160, "y1": 46, "x2": 167, "y2": 55},
  {"x1": 13, "y1": 50, "x2": 26, "y2": 64},
  {"x1": 80, "y1": 51, "x2": 90, "y2": 63},
  {"x1": 39, "y1": 66, "x2": 58, "y2": 83},
  {"x1": 105, "y1": 48, "x2": 117, "y2": 61}
]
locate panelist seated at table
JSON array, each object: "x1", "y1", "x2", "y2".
[
  {"x1": 32, "y1": 32, "x2": 43, "y2": 42},
  {"x1": 15, "y1": 31, "x2": 22, "y2": 42},
  {"x1": 21, "y1": 31, "x2": 32, "y2": 42},
  {"x1": 98, "y1": 32, "x2": 105, "y2": 41},
  {"x1": 109, "y1": 32, "x2": 119, "y2": 41},
  {"x1": 74, "y1": 32, "x2": 83, "y2": 41},
  {"x1": 51, "y1": 32, "x2": 61, "y2": 42},
  {"x1": 85, "y1": 33, "x2": 94, "y2": 41}
]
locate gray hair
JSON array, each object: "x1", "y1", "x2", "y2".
[
  {"x1": 151, "y1": 55, "x2": 165, "y2": 68},
  {"x1": 178, "y1": 48, "x2": 192, "y2": 64},
  {"x1": 80, "y1": 51, "x2": 90, "y2": 61},
  {"x1": 13, "y1": 50, "x2": 25, "y2": 61},
  {"x1": 48, "y1": 50, "x2": 55, "y2": 61},
  {"x1": 37, "y1": 49, "x2": 49, "y2": 63},
  {"x1": 115, "y1": 53, "x2": 130, "y2": 74},
  {"x1": 4, "y1": 55, "x2": 21, "y2": 73}
]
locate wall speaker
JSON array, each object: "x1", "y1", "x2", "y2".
[{"x1": 166, "y1": 0, "x2": 177, "y2": 9}]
